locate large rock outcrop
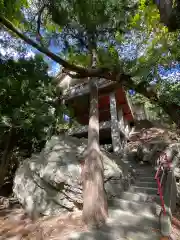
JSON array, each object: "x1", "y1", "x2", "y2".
[{"x1": 13, "y1": 135, "x2": 130, "y2": 217}]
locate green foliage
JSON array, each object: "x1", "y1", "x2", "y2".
[
  {"x1": 0, "y1": 55, "x2": 70, "y2": 185},
  {"x1": 0, "y1": 0, "x2": 28, "y2": 24},
  {"x1": 130, "y1": 93, "x2": 170, "y2": 123},
  {"x1": 65, "y1": 50, "x2": 91, "y2": 67},
  {"x1": 0, "y1": 55, "x2": 67, "y2": 153},
  {"x1": 98, "y1": 45, "x2": 120, "y2": 70},
  {"x1": 158, "y1": 80, "x2": 180, "y2": 106}
]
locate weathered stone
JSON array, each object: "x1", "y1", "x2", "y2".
[
  {"x1": 13, "y1": 135, "x2": 128, "y2": 217},
  {"x1": 136, "y1": 141, "x2": 168, "y2": 164}
]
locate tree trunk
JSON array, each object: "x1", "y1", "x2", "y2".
[
  {"x1": 82, "y1": 50, "x2": 108, "y2": 227},
  {"x1": 0, "y1": 128, "x2": 14, "y2": 187},
  {"x1": 155, "y1": 0, "x2": 180, "y2": 31},
  {"x1": 155, "y1": 0, "x2": 173, "y2": 26}
]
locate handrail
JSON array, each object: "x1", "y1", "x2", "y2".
[
  {"x1": 155, "y1": 150, "x2": 177, "y2": 237},
  {"x1": 155, "y1": 151, "x2": 171, "y2": 216}
]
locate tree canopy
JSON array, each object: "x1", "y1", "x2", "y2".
[{"x1": 0, "y1": 0, "x2": 179, "y2": 127}]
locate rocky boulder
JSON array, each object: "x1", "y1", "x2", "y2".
[
  {"x1": 13, "y1": 135, "x2": 130, "y2": 218},
  {"x1": 136, "y1": 140, "x2": 168, "y2": 165},
  {"x1": 136, "y1": 141, "x2": 180, "y2": 166},
  {"x1": 128, "y1": 127, "x2": 180, "y2": 165}
]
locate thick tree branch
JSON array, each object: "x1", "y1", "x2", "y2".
[{"x1": 0, "y1": 16, "x2": 108, "y2": 77}]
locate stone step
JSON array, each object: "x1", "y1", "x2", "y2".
[
  {"x1": 70, "y1": 228, "x2": 161, "y2": 240},
  {"x1": 108, "y1": 206, "x2": 156, "y2": 218},
  {"x1": 137, "y1": 177, "x2": 156, "y2": 183},
  {"x1": 123, "y1": 162, "x2": 138, "y2": 168},
  {"x1": 107, "y1": 208, "x2": 160, "y2": 230},
  {"x1": 137, "y1": 176, "x2": 155, "y2": 180},
  {"x1": 136, "y1": 169, "x2": 156, "y2": 173},
  {"x1": 134, "y1": 181, "x2": 157, "y2": 188},
  {"x1": 130, "y1": 186, "x2": 158, "y2": 195},
  {"x1": 70, "y1": 209, "x2": 161, "y2": 240},
  {"x1": 107, "y1": 209, "x2": 160, "y2": 239},
  {"x1": 136, "y1": 173, "x2": 156, "y2": 178},
  {"x1": 136, "y1": 168, "x2": 155, "y2": 171},
  {"x1": 135, "y1": 167, "x2": 155, "y2": 171},
  {"x1": 108, "y1": 198, "x2": 157, "y2": 215},
  {"x1": 119, "y1": 191, "x2": 158, "y2": 203}
]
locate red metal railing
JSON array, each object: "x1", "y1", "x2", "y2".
[{"x1": 154, "y1": 151, "x2": 172, "y2": 216}]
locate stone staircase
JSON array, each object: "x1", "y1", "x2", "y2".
[
  {"x1": 70, "y1": 163, "x2": 162, "y2": 240},
  {"x1": 105, "y1": 165, "x2": 161, "y2": 240}
]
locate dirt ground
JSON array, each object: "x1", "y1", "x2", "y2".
[{"x1": 0, "y1": 200, "x2": 87, "y2": 240}]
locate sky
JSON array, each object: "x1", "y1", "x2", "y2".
[{"x1": 43, "y1": 46, "x2": 61, "y2": 76}]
